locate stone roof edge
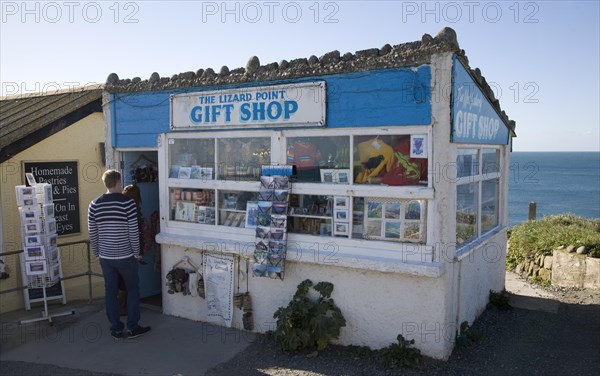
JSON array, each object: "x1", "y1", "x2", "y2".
[{"x1": 104, "y1": 27, "x2": 514, "y2": 133}]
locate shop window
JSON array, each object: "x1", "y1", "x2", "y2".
[
  {"x1": 162, "y1": 131, "x2": 432, "y2": 248},
  {"x1": 169, "y1": 188, "x2": 215, "y2": 224},
  {"x1": 481, "y1": 179, "x2": 499, "y2": 233},
  {"x1": 217, "y1": 137, "x2": 271, "y2": 181},
  {"x1": 456, "y1": 183, "x2": 478, "y2": 245},
  {"x1": 353, "y1": 135, "x2": 428, "y2": 186},
  {"x1": 218, "y1": 190, "x2": 260, "y2": 228},
  {"x1": 482, "y1": 148, "x2": 500, "y2": 175},
  {"x1": 285, "y1": 194, "x2": 402, "y2": 239},
  {"x1": 456, "y1": 147, "x2": 501, "y2": 248},
  {"x1": 288, "y1": 194, "x2": 334, "y2": 235},
  {"x1": 456, "y1": 149, "x2": 479, "y2": 178},
  {"x1": 286, "y1": 136, "x2": 350, "y2": 183},
  {"x1": 169, "y1": 138, "x2": 215, "y2": 179}
]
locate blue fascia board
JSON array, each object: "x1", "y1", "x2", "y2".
[{"x1": 110, "y1": 66, "x2": 432, "y2": 148}]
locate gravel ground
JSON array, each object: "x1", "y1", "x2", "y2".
[
  {"x1": 205, "y1": 285, "x2": 600, "y2": 376},
  {"x1": 1, "y1": 285, "x2": 598, "y2": 376}
]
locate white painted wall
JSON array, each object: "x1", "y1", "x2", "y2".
[
  {"x1": 160, "y1": 243, "x2": 453, "y2": 359},
  {"x1": 455, "y1": 230, "x2": 507, "y2": 326}
]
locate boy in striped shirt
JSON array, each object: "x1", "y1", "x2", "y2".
[{"x1": 88, "y1": 170, "x2": 151, "y2": 339}]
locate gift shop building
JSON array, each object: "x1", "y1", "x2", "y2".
[{"x1": 103, "y1": 28, "x2": 515, "y2": 359}]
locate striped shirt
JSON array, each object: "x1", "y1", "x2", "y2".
[{"x1": 88, "y1": 193, "x2": 140, "y2": 259}]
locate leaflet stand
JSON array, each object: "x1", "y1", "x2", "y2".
[
  {"x1": 17, "y1": 173, "x2": 75, "y2": 326},
  {"x1": 19, "y1": 255, "x2": 75, "y2": 326}
]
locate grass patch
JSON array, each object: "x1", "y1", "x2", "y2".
[{"x1": 507, "y1": 214, "x2": 600, "y2": 270}]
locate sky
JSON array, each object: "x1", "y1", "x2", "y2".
[{"x1": 1, "y1": 0, "x2": 599, "y2": 151}]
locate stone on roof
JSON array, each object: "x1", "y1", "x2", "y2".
[{"x1": 103, "y1": 27, "x2": 514, "y2": 131}]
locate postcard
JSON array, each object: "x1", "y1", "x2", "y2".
[
  {"x1": 245, "y1": 201, "x2": 259, "y2": 229},
  {"x1": 25, "y1": 260, "x2": 47, "y2": 275},
  {"x1": 25, "y1": 245, "x2": 45, "y2": 261}
]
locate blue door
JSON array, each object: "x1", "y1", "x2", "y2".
[{"x1": 122, "y1": 151, "x2": 161, "y2": 299}]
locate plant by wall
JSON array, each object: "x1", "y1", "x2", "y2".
[
  {"x1": 455, "y1": 321, "x2": 483, "y2": 348},
  {"x1": 487, "y1": 289, "x2": 512, "y2": 311},
  {"x1": 273, "y1": 279, "x2": 346, "y2": 351},
  {"x1": 379, "y1": 334, "x2": 422, "y2": 369}
]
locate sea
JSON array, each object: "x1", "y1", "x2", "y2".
[{"x1": 509, "y1": 152, "x2": 600, "y2": 227}]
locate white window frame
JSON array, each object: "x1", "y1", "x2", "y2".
[
  {"x1": 455, "y1": 145, "x2": 503, "y2": 252},
  {"x1": 158, "y1": 127, "x2": 436, "y2": 262}
]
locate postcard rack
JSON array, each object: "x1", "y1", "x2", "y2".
[
  {"x1": 16, "y1": 176, "x2": 74, "y2": 325},
  {"x1": 251, "y1": 166, "x2": 293, "y2": 280}
]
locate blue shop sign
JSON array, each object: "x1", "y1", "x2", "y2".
[
  {"x1": 170, "y1": 82, "x2": 326, "y2": 130},
  {"x1": 451, "y1": 58, "x2": 509, "y2": 145}
]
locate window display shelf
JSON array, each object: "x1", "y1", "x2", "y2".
[{"x1": 159, "y1": 130, "x2": 432, "y2": 246}]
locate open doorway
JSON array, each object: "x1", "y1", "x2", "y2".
[{"x1": 121, "y1": 151, "x2": 161, "y2": 310}]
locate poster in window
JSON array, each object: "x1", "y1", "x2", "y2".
[
  {"x1": 334, "y1": 196, "x2": 349, "y2": 209},
  {"x1": 404, "y1": 223, "x2": 421, "y2": 240},
  {"x1": 333, "y1": 223, "x2": 349, "y2": 236},
  {"x1": 175, "y1": 201, "x2": 196, "y2": 222},
  {"x1": 384, "y1": 222, "x2": 402, "y2": 239},
  {"x1": 334, "y1": 209, "x2": 349, "y2": 223},
  {"x1": 410, "y1": 135, "x2": 427, "y2": 158},
  {"x1": 367, "y1": 201, "x2": 383, "y2": 219},
  {"x1": 364, "y1": 221, "x2": 382, "y2": 238},
  {"x1": 384, "y1": 202, "x2": 401, "y2": 219}
]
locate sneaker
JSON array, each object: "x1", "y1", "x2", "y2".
[
  {"x1": 127, "y1": 325, "x2": 151, "y2": 339},
  {"x1": 111, "y1": 330, "x2": 124, "y2": 340}
]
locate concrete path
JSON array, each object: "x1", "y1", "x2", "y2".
[
  {"x1": 504, "y1": 271, "x2": 560, "y2": 313},
  {"x1": 1, "y1": 301, "x2": 255, "y2": 376}
]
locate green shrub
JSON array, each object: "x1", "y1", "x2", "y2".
[
  {"x1": 273, "y1": 279, "x2": 346, "y2": 352},
  {"x1": 348, "y1": 336, "x2": 423, "y2": 370},
  {"x1": 487, "y1": 289, "x2": 512, "y2": 311},
  {"x1": 379, "y1": 334, "x2": 422, "y2": 369},
  {"x1": 507, "y1": 214, "x2": 600, "y2": 270},
  {"x1": 455, "y1": 321, "x2": 483, "y2": 348}
]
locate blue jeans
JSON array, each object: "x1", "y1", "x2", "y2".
[{"x1": 99, "y1": 256, "x2": 141, "y2": 332}]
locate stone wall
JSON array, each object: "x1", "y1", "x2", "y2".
[
  {"x1": 513, "y1": 246, "x2": 599, "y2": 289},
  {"x1": 514, "y1": 253, "x2": 553, "y2": 284},
  {"x1": 552, "y1": 250, "x2": 600, "y2": 289}
]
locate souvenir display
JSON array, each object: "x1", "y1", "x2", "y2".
[
  {"x1": 15, "y1": 179, "x2": 63, "y2": 287},
  {"x1": 170, "y1": 189, "x2": 215, "y2": 223},
  {"x1": 252, "y1": 166, "x2": 292, "y2": 280},
  {"x1": 362, "y1": 198, "x2": 425, "y2": 242},
  {"x1": 163, "y1": 134, "x2": 428, "y2": 244}
]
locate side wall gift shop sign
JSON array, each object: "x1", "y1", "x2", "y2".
[
  {"x1": 170, "y1": 81, "x2": 326, "y2": 129},
  {"x1": 451, "y1": 59, "x2": 510, "y2": 145}
]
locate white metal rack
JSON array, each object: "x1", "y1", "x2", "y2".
[{"x1": 16, "y1": 177, "x2": 75, "y2": 325}]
